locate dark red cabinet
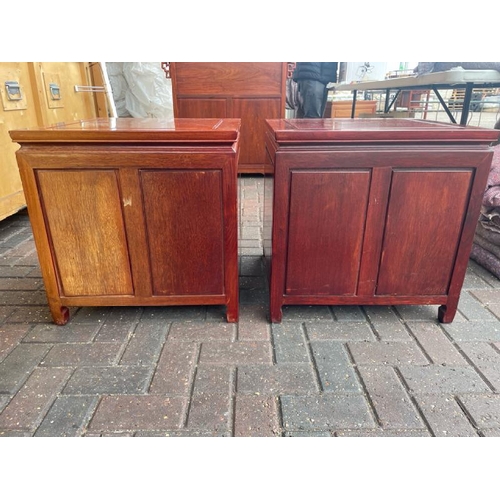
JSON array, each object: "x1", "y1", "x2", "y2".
[{"x1": 264, "y1": 118, "x2": 500, "y2": 323}]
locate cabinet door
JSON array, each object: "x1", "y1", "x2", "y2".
[
  {"x1": 285, "y1": 170, "x2": 371, "y2": 295},
  {"x1": 141, "y1": 170, "x2": 224, "y2": 296},
  {"x1": 37, "y1": 170, "x2": 133, "y2": 297},
  {"x1": 377, "y1": 169, "x2": 473, "y2": 296}
]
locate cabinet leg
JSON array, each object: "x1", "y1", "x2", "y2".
[
  {"x1": 226, "y1": 302, "x2": 238, "y2": 323},
  {"x1": 50, "y1": 305, "x2": 70, "y2": 325},
  {"x1": 438, "y1": 303, "x2": 457, "y2": 323},
  {"x1": 270, "y1": 302, "x2": 283, "y2": 323}
]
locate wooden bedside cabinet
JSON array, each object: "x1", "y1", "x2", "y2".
[
  {"x1": 10, "y1": 117, "x2": 241, "y2": 325},
  {"x1": 264, "y1": 118, "x2": 500, "y2": 323}
]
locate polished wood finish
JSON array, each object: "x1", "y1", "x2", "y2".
[
  {"x1": 170, "y1": 63, "x2": 287, "y2": 174},
  {"x1": 10, "y1": 117, "x2": 241, "y2": 324},
  {"x1": 264, "y1": 118, "x2": 500, "y2": 323}
]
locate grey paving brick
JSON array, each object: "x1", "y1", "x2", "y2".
[
  {"x1": 407, "y1": 322, "x2": 468, "y2": 366},
  {"x1": 399, "y1": 365, "x2": 492, "y2": 394},
  {"x1": 335, "y1": 429, "x2": 431, "y2": 437},
  {"x1": 0, "y1": 324, "x2": 31, "y2": 361},
  {"x1": 186, "y1": 393, "x2": 231, "y2": 433},
  {"x1": 237, "y1": 304, "x2": 271, "y2": 341},
  {"x1": 457, "y1": 342, "x2": 500, "y2": 391},
  {"x1": 149, "y1": 341, "x2": 198, "y2": 395},
  {"x1": 0, "y1": 367, "x2": 71, "y2": 431},
  {"x1": 63, "y1": 366, "x2": 153, "y2": 395},
  {"x1": 35, "y1": 396, "x2": 99, "y2": 437},
  {"x1": 237, "y1": 364, "x2": 317, "y2": 395},
  {"x1": 89, "y1": 395, "x2": 186, "y2": 432},
  {"x1": 284, "y1": 431, "x2": 332, "y2": 437},
  {"x1": 281, "y1": 394, "x2": 376, "y2": 431},
  {"x1": 141, "y1": 305, "x2": 206, "y2": 322},
  {"x1": 25, "y1": 323, "x2": 101, "y2": 343},
  {"x1": 310, "y1": 341, "x2": 362, "y2": 393},
  {"x1": 457, "y1": 291, "x2": 498, "y2": 321},
  {"x1": 441, "y1": 322, "x2": 500, "y2": 342},
  {"x1": 168, "y1": 322, "x2": 236, "y2": 342},
  {"x1": 105, "y1": 307, "x2": 143, "y2": 323},
  {"x1": 469, "y1": 289, "x2": 500, "y2": 305},
  {"x1": 234, "y1": 395, "x2": 281, "y2": 437},
  {"x1": 458, "y1": 394, "x2": 500, "y2": 429},
  {"x1": 357, "y1": 366, "x2": 425, "y2": 430},
  {"x1": 0, "y1": 278, "x2": 43, "y2": 291},
  {"x1": 467, "y1": 260, "x2": 500, "y2": 288},
  {"x1": 94, "y1": 321, "x2": 136, "y2": 342},
  {"x1": 330, "y1": 306, "x2": 366, "y2": 322},
  {"x1": 0, "y1": 266, "x2": 31, "y2": 278},
  {"x1": 71, "y1": 307, "x2": 111, "y2": 324},
  {"x1": 193, "y1": 365, "x2": 232, "y2": 394},
  {"x1": 239, "y1": 256, "x2": 264, "y2": 277},
  {"x1": 364, "y1": 306, "x2": 412, "y2": 341},
  {"x1": 348, "y1": 341, "x2": 428, "y2": 366},
  {"x1": 199, "y1": 341, "x2": 272, "y2": 365},
  {"x1": 0, "y1": 306, "x2": 15, "y2": 322},
  {"x1": 0, "y1": 343, "x2": 51, "y2": 394},
  {"x1": 414, "y1": 394, "x2": 478, "y2": 437},
  {"x1": 281, "y1": 305, "x2": 333, "y2": 322},
  {"x1": 119, "y1": 321, "x2": 168, "y2": 366},
  {"x1": 305, "y1": 322, "x2": 375, "y2": 342},
  {"x1": 6, "y1": 305, "x2": 56, "y2": 324},
  {"x1": 395, "y1": 305, "x2": 441, "y2": 322},
  {"x1": 480, "y1": 428, "x2": 500, "y2": 437},
  {"x1": 0, "y1": 291, "x2": 49, "y2": 306},
  {"x1": 0, "y1": 395, "x2": 10, "y2": 413},
  {"x1": 271, "y1": 323, "x2": 309, "y2": 363},
  {"x1": 41, "y1": 343, "x2": 122, "y2": 367}
]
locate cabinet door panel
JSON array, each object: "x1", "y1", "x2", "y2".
[
  {"x1": 37, "y1": 170, "x2": 133, "y2": 297},
  {"x1": 176, "y1": 98, "x2": 227, "y2": 118},
  {"x1": 286, "y1": 170, "x2": 371, "y2": 295},
  {"x1": 377, "y1": 169, "x2": 473, "y2": 296},
  {"x1": 232, "y1": 98, "x2": 282, "y2": 165},
  {"x1": 141, "y1": 170, "x2": 224, "y2": 295}
]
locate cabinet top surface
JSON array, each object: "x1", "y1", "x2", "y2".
[
  {"x1": 266, "y1": 118, "x2": 500, "y2": 144},
  {"x1": 9, "y1": 118, "x2": 241, "y2": 143}
]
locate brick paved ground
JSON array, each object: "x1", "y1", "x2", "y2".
[{"x1": 1, "y1": 175, "x2": 500, "y2": 437}]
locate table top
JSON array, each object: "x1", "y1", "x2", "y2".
[
  {"x1": 9, "y1": 118, "x2": 241, "y2": 143},
  {"x1": 333, "y1": 68, "x2": 500, "y2": 92},
  {"x1": 265, "y1": 118, "x2": 500, "y2": 144}
]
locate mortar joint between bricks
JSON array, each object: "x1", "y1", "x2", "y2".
[
  {"x1": 392, "y1": 366, "x2": 436, "y2": 437},
  {"x1": 301, "y1": 322, "x2": 324, "y2": 393},
  {"x1": 343, "y1": 343, "x2": 383, "y2": 428}
]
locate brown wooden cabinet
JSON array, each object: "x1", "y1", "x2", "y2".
[
  {"x1": 264, "y1": 118, "x2": 500, "y2": 323},
  {"x1": 169, "y1": 63, "x2": 287, "y2": 174},
  {"x1": 10, "y1": 117, "x2": 241, "y2": 324}
]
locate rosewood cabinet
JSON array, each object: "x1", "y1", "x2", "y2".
[
  {"x1": 10, "y1": 117, "x2": 241, "y2": 324},
  {"x1": 264, "y1": 118, "x2": 500, "y2": 323},
  {"x1": 169, "y1": 63, "x2": 287, "y2": 174}
]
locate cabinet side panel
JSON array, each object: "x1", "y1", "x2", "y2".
[
  {"x1": 377, "y1": 169, "x2": 473, "y2": 296},
  {"x1": 285, "y1": 170, "x2": 371, "y2": 295},
  {"x1": 141, "y1": 170, "x2": 224, "y2": 295},
  {"x1": 37, "y1": 169, "x2": 134, "y2": 296}
]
